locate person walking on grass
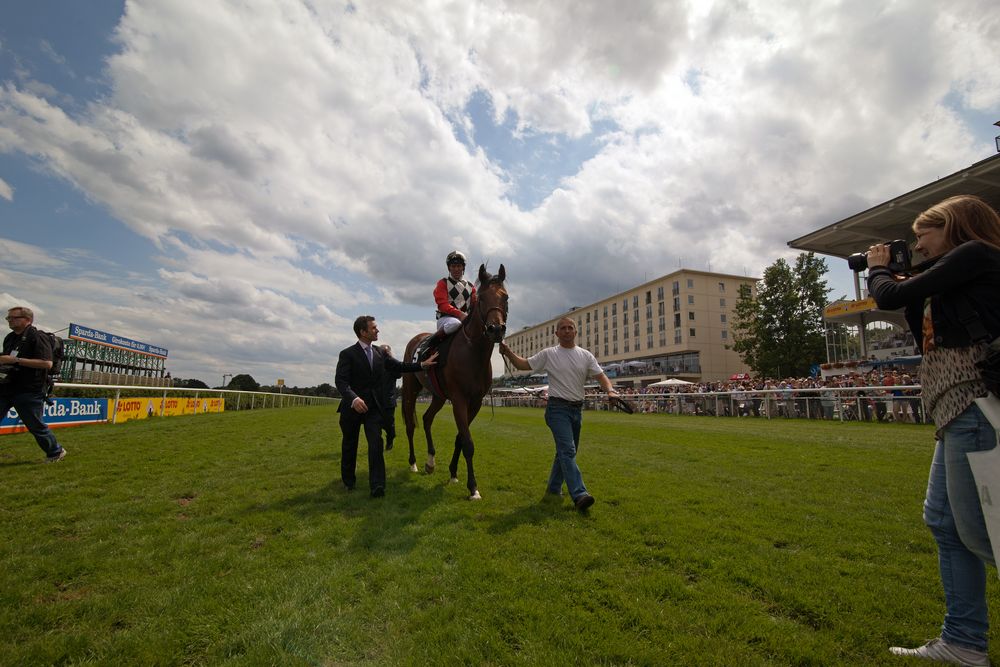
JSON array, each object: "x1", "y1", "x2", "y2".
[
  {"x1": 335, "y1": 316, "x2": 436, "y2": 498},
  {"x1": 498, "y1": 317, "x2": 619, "y2": 512},
  {"x1": 0, "y1": 306, "x2": 66, "y2": 463}
]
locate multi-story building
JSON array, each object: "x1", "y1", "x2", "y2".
[{"x1": 503, "y1": 269, "x2": 758, "y2": 385}]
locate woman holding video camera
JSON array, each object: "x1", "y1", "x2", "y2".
[{"x1": 866, "y1": 194, "x2": 1000, "y2": 666}]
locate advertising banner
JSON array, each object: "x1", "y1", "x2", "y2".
[
  {"x1": 1, "y1": 398, "x2": 108, "y2": 434},
  {"x1": 69, "y1": 323, "x2": 169, "y2": 358},
  {"x1": 113, "y1": 397, "x2": 225, "y2": 423}
]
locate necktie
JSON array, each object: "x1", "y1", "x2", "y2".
[{"x1": 365, "y1": 345, "x2": 373, "y2": 368}]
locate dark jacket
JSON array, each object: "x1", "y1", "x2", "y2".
[
  {"x1": 867, "y1": 240, "x2": 1000, "y2": 350},
  {"x1": 1, "y1": 325, "x2": 51, "y2": 393},
  {"x1": 335, "y1": 343, "x2": 419, "y2": 416}
]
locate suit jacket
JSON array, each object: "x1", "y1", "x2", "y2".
[{"x1": 335, "y1": 342, "x2": 420, "y2": 415}]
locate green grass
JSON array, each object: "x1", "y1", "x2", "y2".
[{"x1": 2, "y1": 406, "x2": 998, "y2": 665}]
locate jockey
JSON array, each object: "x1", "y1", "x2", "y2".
[{"x1": 422, "y1": 250, "x2": 476, "y2": 361}]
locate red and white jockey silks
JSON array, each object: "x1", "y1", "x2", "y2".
[{"x1": 435, "y1": 276, "x2": 475, "y2": 320}]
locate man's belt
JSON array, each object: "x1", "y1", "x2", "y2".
[{"x1": 548, "y1": 396, "x2": 584, "y2": 408}]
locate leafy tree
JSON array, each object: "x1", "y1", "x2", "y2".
[
  {"x1": 730, "y1": 253, "x2": 830, "y2": 378},
  {"x1": 315, "y1": 382, "x2": 335, "y2": 397},
  {"x1": 227, "y1": 374, "x2": 260, "y2": 391},
  {"x1": 174, "y1": 378, "x2": 209, "y2": 389}
]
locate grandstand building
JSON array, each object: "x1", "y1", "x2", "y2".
[{"x1": 503, "y1": 269, "x2": 757, "y2": 386}]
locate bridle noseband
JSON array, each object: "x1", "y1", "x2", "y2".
[{"x1": 464, "y1": 286, "x2": 507, "y2": 344}]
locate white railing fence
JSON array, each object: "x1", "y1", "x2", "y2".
[{"x1": 488, "y1": 385, "x2": 928, "y2": 423}]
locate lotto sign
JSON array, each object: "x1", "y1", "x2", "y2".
[
  {"x1": 113, "y1": 398, "x2": 162, "y2": 423},
  {"x1": 1, "y1": 398, "x2": 108, "y2": 434}
]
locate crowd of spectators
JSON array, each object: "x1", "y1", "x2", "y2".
[{"x1": 572, "y1": 369, "x2": 926, "y2": 423}]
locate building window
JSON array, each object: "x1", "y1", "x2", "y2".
[
  {"x1": 624, "y1": 341, "x2": 630, "y2": 353},
  {"x1": 659, "y1": 334, "x2": 666, "y2": 346},
  {"x1": 633, "y1": 323, "x2": 640, "y2": 337},
  {"x1": 632, "y1": 295, "x2": 639, "y2": 308},
  {"x1": 613, "y1": 343, "x2": 618, "y2": 354},
  {"x1": 720, "y1": 298, "x2": 726, "y2": 307},
  {"x1": 647, "y1": 334, "x2": 653, "y2": 348},
  {"x1": 720, "y1": 314, "x2": 727, "y2": 323},
  {"x1": 719, "y1": 282, "x2": 725, "y2": 292},
  {"x1": 688, "y1": 311, "x2": 695, "y2": 321},
  {"x1": 659, "y1": 316, "x2": 665, "y2": 332},
  {"x1": 673, "y1": 297, "x2": 680, "y2": 312},
  {"x1": 674, "y1": 329, "x2": 682, "y2": 344},
  {"x1": 635, "y1": 340, "x2": 640, "y2": 351},
  {"x1": 645, "y1": 291, "x2": 651, "y2": 305},
  {"x1": 721, "y1": 330, "x2": 728, "y2": 339},
  {"x1": 688, "y1": 295, "x2": 694, "y2": 305},
  {"x1": 603, "y1": 320, "x2": 608, "y2": 331},
  {"x1": 646, "y1": 304, "x2": 652, "y2": 319},
  {"x1": 646, "y1": 321, "x2": 653, "y2": 334},
  {"x1": 612, "y1": 303, "x2": 617, "y2": 315},
  {"x1": 687, "y1": 279, "x2": 694, "y2": 288},
  {"x1": 623, "y1": 312, "x2": 628, "y2": 326},
  {"x1": 624, "y1": 328, "x2": 629, "y2": 339},
  {"x1": 689, "y1": 328, "x2": 696, "y2": 337},
  {"x1": 604, "y1": 344, "x2": 609, "y2": 356},
  {"x1": 603, "y1": 305, "x2": 608, "y2": 317},
  {"x1": 658, "y1": 302, "x2": 665, "y2": 316},
  {"x1": 613, "y1": 329, "x2": 618, "y2": 342},
  {"x1": 673, "y1": 313, "x2": 681, "y2": 328},
  {"x1": 672, "y1": 281, "x2": 679, "y2": 295},
  {"x1": 657, "y1": 286, "x2": 664, "y2": 300}
]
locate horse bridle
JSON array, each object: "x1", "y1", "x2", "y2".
[{"x1": 464, "y1": 291, "x2": 507, "y2": 343}]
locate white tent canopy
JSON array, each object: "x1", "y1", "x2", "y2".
[{"x1": 648, "y1": 378, "x2": 694, "y2": 387}]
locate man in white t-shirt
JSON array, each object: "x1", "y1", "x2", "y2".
[{"x1": 499, "y1": 317, "x2": 619, "y2": 511}]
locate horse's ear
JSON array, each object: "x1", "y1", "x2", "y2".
[
  {"x1": 478, "y1": 264, "x2": 488, "y2": 284},
  {"x1": 498, "y1": 264, "x2": 505, "y2": 283}
]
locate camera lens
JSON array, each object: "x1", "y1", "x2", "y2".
[{"x1": 847, "y1": 252, "x2": 868, "y2": 272}]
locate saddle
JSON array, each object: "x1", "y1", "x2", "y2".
[{"x1": 412, "y1": 334, "x2": 455, "y2": 400}]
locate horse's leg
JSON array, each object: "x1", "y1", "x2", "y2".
[
  {"x1": 448, "y1": 395, "x2": 468, "y2": 483},
  {"x1": 422, "y1": 395, "x2": 446, "y2": 474},
  {"x1": 401, "y1": 374, "x2": 419, "y2": 471},
  {"x1": 462, "y1": 397, "x2": 484, "y2": 499}
]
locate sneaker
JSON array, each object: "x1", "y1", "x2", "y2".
[
  {"x1": 45, "y1": 448, "x2": 67, "y2": 463},
  {"x1": 890, "y1": 637, "x2": 990, "y2": 666},
  {"x1": 574, "y1": 494, "x2": 595, "y2": 511}
]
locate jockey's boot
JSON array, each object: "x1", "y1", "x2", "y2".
[{"x1": 420, "y1": 329, "x2": 448, "y2": 364}]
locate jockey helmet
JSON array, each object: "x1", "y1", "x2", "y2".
[{"x1": 446, "y1": 251, "x2": 467, "y2": 266}]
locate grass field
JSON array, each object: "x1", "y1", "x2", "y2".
[{"x1": 2, "y1": 405, "x2": 999, "y2": 665}]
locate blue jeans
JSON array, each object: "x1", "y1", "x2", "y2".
[
  {"x1": 0, "y1": 390, "x2": 63, "y2": 458},
  {"x1": 544, "y1": 402, "x2": 588, "y2": 500},
  {"x1": 924, "y1": 402, "x2": 996, "y2": 651}
]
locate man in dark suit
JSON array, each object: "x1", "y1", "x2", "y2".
[{"x1": 335, "y1": 315, "x2": 436, "y2": 497}]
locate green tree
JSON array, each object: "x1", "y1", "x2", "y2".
[
  {"x1": 175, "y1": 378, "x2": 209, "y2": 389},
  {"x1": 730, "y1": 253, "x2": 830, "y2": 378},
  {"x1": 227, "y1": 374, "x2": 260, "y2": 391}
]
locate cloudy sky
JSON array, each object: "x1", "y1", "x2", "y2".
[{"x1": 1, "y1": 1, "x2": 998, "y2": 387}]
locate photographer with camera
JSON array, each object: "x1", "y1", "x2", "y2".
[
  {"x1": 864, "y1": 195, "x2": 1000, "y2": 666},
  {"x1": 1, "y1": 306, "x2": 66, "y2": 463}
]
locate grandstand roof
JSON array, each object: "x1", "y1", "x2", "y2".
[{"x1": 788, "y1": 152, "x2": 1000, "y2": 258}]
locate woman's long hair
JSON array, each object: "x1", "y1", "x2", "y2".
[{"x1": 913, "y1": 194, "x2": 1000, "y2": 251}]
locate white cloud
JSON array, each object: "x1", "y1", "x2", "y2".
[
  {"x1": 0, "y1": 0, "x2": 996, "y2": 384},
  {"x1": 0, "y1": 177, "x2": 12, "y2": 201}
]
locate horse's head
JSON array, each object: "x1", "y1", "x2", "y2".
[{"x1": 475, "y1": 263, "x2": 507, "y2": 344}]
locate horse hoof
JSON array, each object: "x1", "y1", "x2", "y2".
[
  {"x1": 425, "y1": 463, "x2": 435, "y2": 474},
  {"x1": 409, "y1": 464, "x2": 418, "y2": 473},
  {"x1": 450, "y1": 477, "x2": 459, "y2": 484},
  {"x1": 469, "y1": 491, "x2": 482, "y2": 500}
]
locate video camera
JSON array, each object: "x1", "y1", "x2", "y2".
[{"x1": 847, "y1": 239, "x2": 912, "y2": 273}]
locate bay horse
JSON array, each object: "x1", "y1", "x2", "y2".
[{"x1": 401, "y1": 264, "x2": 507, "y2": 500}]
